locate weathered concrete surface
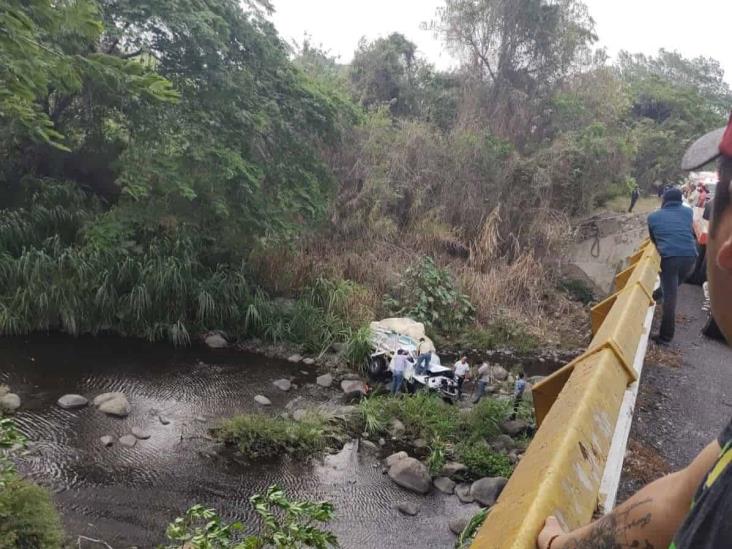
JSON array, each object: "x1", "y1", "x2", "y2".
[
  {"x1": 569, "y1": 213, "x2": 650, "y2": 294},
  {"x1": 619, "y1": 285, "x2": 732, "y2": 500}
]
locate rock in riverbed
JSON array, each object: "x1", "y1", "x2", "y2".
[
  {"x1": 441, "y1": 461, "x2": 467, "y2": 478},
  {"x1": 455, "y1": 483, "x2": 475, "y2": 504},
  {"x1": 389, "y1": 419, "x2": 406, "y2": 438},
  {"x1": 273, "y1": 379, "x2": 292, "y2": 391},
  {"x1": 119, "y1": 435, "x2": 137, "y2": 448},
  {"x1": 292, "y1": 409, "x2": 307, "y2": 422},
  {"x1": 100, "y1": 436, "x2": 114, "y2": 447},
  {"x1": 340, "y1": 380, "x2": 367, "y2": 395},
  {"x1": 434, "y1": 477, "x2": 456, "y2": 495},
  {"x1": 385, "y1": 451, "x2": 408, "y2": 468},
  {"x1": 388, "y1": 457, "x2": 432, "y2": 494},
  {"x1": 471, "y1": 477, "x2": 507, "y2": 506},
  {"x1": 97, "y1": 394, "x2": 131, "y2": 417},
  {"x1": 254, "y1": 395, "x2": 272, "y2": 406},
  {"x1": 131, "y1": 427, "x2": 151, "y2": 440},
  {"x1": 93, "y1": 392, "x2": 125, "y2": 407},
  {"x1": 303, "y1": 358, "x2": 315, "y2": 365},
  {"x1": 0, "y1": 393, "x2": 21, "y2": 412},
  {"x1": 499, "y1": 419, "x2": 530, "y2": 437},
  {"x1": 205, "y1": 334, "x2": 228, "y2": 349},
  {"x1": 287, "y1": 354, "x2": 303, "y2": 363},
  {"x1": 316, "y1": 374, "x2": 333, "y2": 388},
  {"x1": 449, "y1": 514, "x2": 472, "y2": 535},
  {"x1": 57, "y1": 394, "x2": 89, "y2": 410},
  {"x1": 396, "y1": 502, "x2": 420, "y2": 516}
]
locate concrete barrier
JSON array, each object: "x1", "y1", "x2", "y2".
[{"x1": 472, "y1": 241, "x2": 659, "y2": 548}]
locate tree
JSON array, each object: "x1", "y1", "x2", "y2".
[{"x1": 433, "y1": 0, "x2": 597, "y2": 140}]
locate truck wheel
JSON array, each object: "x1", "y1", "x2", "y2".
[
  {"x1": 687, "y1": 245, "x2": 707, "y2": 286},
  {"x1": 366, "y1": 355, "x2": 387, "y2": 380}
]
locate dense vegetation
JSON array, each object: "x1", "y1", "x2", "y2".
[
  {"x1": 0, "y1": 417, "x2": 64, "y2": 548},
  {"x1": 1, "y1": 0, "x2": 730, "y2": 350}
]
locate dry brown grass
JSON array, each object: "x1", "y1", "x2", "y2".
[{"x1": 645, "y1": 344, "x2": 683, "y2": 369}]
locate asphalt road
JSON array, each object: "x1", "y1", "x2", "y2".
[{"x1": 619, "y1": 283, "x2": 732, "y2": 498}]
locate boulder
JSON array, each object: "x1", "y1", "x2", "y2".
[
  {"x1": 273, "y1": 379, "x2": 292, "y2": 392},
  {"x1": 492, "y1": 434, "x2": 516, "y2": 452},
  {"x1": 119, "y1": 435, "x2": 137, "y2": 448},
  {"x1": 499, "y1": 419, "x2": 531, "y2": 437},
  {"x1": 0, "y1": 393, "x2": 21, "y2": 412},
  {"x1": 131, "y1": 427, "x2": 151, "y2": 440},
  {"x1": 389, "y1": 419, "x2": 406, "y2": 438},
  {"x1": 433, "y1": 477, "x2": 456, "y2": 495},
  {"x1": 385, "y1": 451, "x2": 408, "y2": 468},
  {"x1": 292, "y1": 409, "x2": 307, "y2": 422},
  {"x1": 302, "y1": 358, "x2": 316, "y2": 365},
  {"x1": 100, "y1": 436, "x2": 114, "y2": 447},
  {"x1": 396, "y1": 502, "x2": 420, "y2": 516},
  {"x1": 413, "y1": 438, "x2": 428, "y2": 449},
  {"x1": 441, "y1": 461, "x2": 467, "y2": 478},
  {"x1": 285, "y1": 397, "x2": 305, "y2": 411},
  {"x1": 470, "y1": 477, "x2": 508, "y2": 507},
  {"x1": 340, "y1": 380, "x2": 367, "y2": 395},
  {"x1": 93, "y1": 392, "x2": 126, "y2": 407},
  {"x1": 204, "y1": 334, "x2": 228, "y2": 349},
  {"x1": 388, "y1": 457, "x2": 432, "y2": 494},
  {"x1": 492, "y1": 365, "x2": 509, "y2": 381},
  {"x1": 254, "y1": 395, "x2": 272, "y2": 406},
  {"x1": 98, "y1": 395, "x2": 131, "y2": 417},
  {"x1": 449, "y1": 515, "x2": 472, "y2": 535},
  {"x1": 57, "y1": 394, "x2": 89, "y2": 410},
  {"x1": 378, "y1": 438, "x2": 386, "y2": 446},
  {"x1": 287, "y1": 354, "x2": 303, "y2": 363},
  {"x1": 316, "y1": 374, "x2": 334, "y2": 388},
  {"x1": 361, "y1": 440, "x2": 378, "y2": 452},
  {"x1": 159, "y1": 415, "x2": 171, "y2": 425},
  {"x1": 455, "y1": 483, "x2": 475, "y2": 504}
]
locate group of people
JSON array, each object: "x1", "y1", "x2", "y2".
[{"x1": 391, "y1": 345, "x2": 528, "y2": 417}]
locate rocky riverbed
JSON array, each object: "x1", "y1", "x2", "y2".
[{"x1": 0, "y1": 334, "x2": 538, "y2": 548}]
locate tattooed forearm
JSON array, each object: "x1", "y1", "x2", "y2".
[{"x1": 561, "y1": 499, "x2": 656, "y2": 549}]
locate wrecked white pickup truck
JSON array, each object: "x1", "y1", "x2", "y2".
[{"x1": 365, "y1": 318, "x2": 459, "y2": 402}]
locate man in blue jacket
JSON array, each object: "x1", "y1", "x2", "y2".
[{"x1": 647, "y1": 187, "x2": 698, "y2": 344}]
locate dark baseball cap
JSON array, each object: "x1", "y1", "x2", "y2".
[{"x1": 682, "y1": 113, "x2": 732, "y2": 171}]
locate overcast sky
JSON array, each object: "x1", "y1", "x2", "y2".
[{"x1": 270, "y1": 0, "x2": 732, "y2": 83}]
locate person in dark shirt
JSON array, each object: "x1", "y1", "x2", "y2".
[
  {"x1": 648, "y1": 188, "x2": 698, "y2": 344},
  {"x1": 629, "y1": 185, "x2": 641, "y2": 213},
  {"x1": 537, "y1": 115, "x2": 732, "y2": 549}
]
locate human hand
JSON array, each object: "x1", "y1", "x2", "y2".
[{"x1": 536, "y1": 516, "x2": 568, "y2": 549}]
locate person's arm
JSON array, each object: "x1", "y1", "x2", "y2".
[
  {"x1": 648, "y1": 219, "x2": 657, "y2": 246},
  {"x1": 537, "y1": 440, "x2": 721, "y2": 549}
]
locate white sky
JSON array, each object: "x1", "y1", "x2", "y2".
[{"x1": 270, "y1": 0, "x2": 732, "y2": 83}]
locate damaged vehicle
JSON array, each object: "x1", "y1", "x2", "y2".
[{"x1": 365, "y1": 318, "x2": 459, "y2": 402}]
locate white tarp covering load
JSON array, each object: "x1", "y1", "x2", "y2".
[{"x1": 368, "y1": 318, "x2": 436, "y2": 353}]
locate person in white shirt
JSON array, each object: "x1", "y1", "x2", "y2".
[
  {"x1": 391, "y1": 349, "x2": 409, "y2": 395},
  {"x1": 453, "y1": 356, "x2": 470, "y2": 399},
  {"x1": 472, "y1": 362, "x2": 493, "y2": 403}
]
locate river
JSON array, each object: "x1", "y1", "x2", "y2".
[{"x1": 0, "y1": 334, "x2": 473, "y2": 548}]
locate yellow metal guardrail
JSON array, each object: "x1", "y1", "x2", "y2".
[{"x1": 472, "y1": 240, "x2": 659, "y2": 549}]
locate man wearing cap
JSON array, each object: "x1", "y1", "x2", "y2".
[
  {"x1": 536, "y1": 117, "x2": 732, "y2": 549},
  {"x1": 647, "y1": 187, "x2": 698, "y2": 344}
]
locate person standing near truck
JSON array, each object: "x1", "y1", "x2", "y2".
[
  {"x1": 414, "y1": 338, "x2": 431, "y2": 375},
  {"x1": 453, "y1": 356, "x2": 470, "y2": 399},
  {"x1": 629, "y1": 184, "x2": 641, "y2": 213},
  {"x1": 648, "y1": 187, "x2": 698, "y2": 344},
  {"x1": 391, "y1": 349, "x2": 409, "y2": 395}
]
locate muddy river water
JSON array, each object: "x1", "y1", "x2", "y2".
[{"x1": 0, "y1": 335, "x2": 474, "y2": 548}]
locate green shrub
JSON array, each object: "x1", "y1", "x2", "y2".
[
  {"x1": 455, "y1": 508, "x2": 490, "y2": 549},
  {"x1": 457, "y1": 398, "x2": 509, "y2": 442},
  {"x1": 345, "y1": 325, "x2": 373, "y2": 370},
  {"x1": 456, "y1": 443, "x2": 514, "y2": 481},
  {"x1": 0, "y1": 477, "x2": 64, "y2": 549},
  {"x1": 165, "y1": 486, "x2": 338, "y2": 549},
  {"x1": 359, "y1": 393, "x2": 461, "y2": 441},
  {"x1": 457, "y1": 317, "x2": 539, "y2": 352},
  {"x1": 213, "y1": 413, "x2": 333, "y2": 460},
  {"x1": 385, "y1": 256, "x2": 474, "y2": 334}
]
